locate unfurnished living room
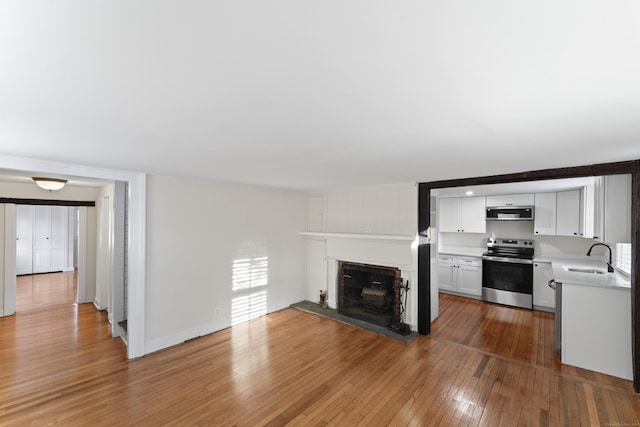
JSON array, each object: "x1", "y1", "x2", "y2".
[{"x1": 1, "y1": 1, "x2": 640, "y2": 425}]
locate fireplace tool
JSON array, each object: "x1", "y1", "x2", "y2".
[{"x1": 391, "y1": 279, "x2": 410, "y2": 335}]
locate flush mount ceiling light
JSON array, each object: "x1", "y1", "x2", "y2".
[{"x1": 32, "y1": 177, "x2": 68, "y2": 191}]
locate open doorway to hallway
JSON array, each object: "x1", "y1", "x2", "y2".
[
  {"x1": 15, "y1": 204, "x2": 78, "y2": 312},
  {"x1": 0, "y1": 156, "x2": 146, "y2": 358}
]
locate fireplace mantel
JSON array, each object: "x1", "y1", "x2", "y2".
[
  {"x1": 301, "y1": 231, "x2": 419, "y2": 331},
  {"x1": 299, "y1": 232, "x2": 415, "y2": 242}
]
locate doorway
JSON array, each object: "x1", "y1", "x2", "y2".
[
  {"x1": 0, "y1": 157, "x2": 145, "y2": 359},
  {"x1": 15, "y1": 205, "x2": 79, "y2": 312},
  {"x1": 418, "y1": 160, "x2": 640, "y2": 391}
]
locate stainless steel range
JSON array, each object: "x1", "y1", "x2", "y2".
[{"x1": 481, "y1": 238, "x2": 535, "y2": 309}]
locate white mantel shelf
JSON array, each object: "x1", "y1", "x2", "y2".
[{"x1": 299, "y1": 232, "x2": 415, "y2": 242}]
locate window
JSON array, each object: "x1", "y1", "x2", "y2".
[{"x1": 615, "y1": 243, "x2": 632, "y2": 275}]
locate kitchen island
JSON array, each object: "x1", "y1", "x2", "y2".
[{"x1": 551, "y1": 258, "x2": 631, "y2": 380}]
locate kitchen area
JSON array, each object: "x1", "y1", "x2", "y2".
[{"x1": 433, "y1": 174, "x2": 632, "y2": 380}]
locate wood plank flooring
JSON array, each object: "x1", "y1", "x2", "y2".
[
  {"x1": 16, "y1": 271, "x2": 77, "y2": 311},
  {"x1": 1, "y1": 290, "x2": 639, "y2": 425}
]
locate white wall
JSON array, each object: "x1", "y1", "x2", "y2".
[
  {"x1": 0, "y1": 205, "x2": 17, "y2": 317},
  {"x1": 0, "y1": 206, "x2": 9, "y2": 315},
  {"x1": 323, "y1": 183, "x2": 416, "y2": 235},
  {"x1": 95, "y1": 184, "x2": 114, "y2": 310},
  {"x1": 144, "y1": 175, "x2": 306, "y2": 354},
  {"x1": 77, "y1": 206, "x2": 97, "y2": 304},
  {"x1": 0, "y1": 206, "x2": 4, "y2": 314}
]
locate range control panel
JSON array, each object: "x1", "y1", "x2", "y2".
[{"x1": 487, "y1": 238, "x2": 535, "y2": 248}]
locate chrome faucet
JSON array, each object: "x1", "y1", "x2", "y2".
[{"x1": 586, "y1": 243, "x2": 614, "y2": 273}]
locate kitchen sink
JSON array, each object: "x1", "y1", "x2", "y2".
[{"x1": 563, "y1": 267, "x2": 606, "y2": 274}]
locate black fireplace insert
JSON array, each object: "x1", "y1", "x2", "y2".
[{"x1": 338, "y1": 261, "x2": 401, "y2": 327}]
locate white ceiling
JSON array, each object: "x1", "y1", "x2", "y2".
[{"x1": 1, "y1": 1, "x2": 639, "y2": 191}]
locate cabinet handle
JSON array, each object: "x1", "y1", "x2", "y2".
[{"x1": 548, "y1": 279, "x2": 562, "y2": 290}]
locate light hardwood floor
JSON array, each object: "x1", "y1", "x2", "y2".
[
  {"x1": 1, "y1": 286, "x2": 639, "y2": 425},
  {"x1": 16, "y1": 271, "x2": 77, "y2": 311}
]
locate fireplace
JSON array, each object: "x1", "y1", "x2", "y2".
[{"x1": 338, "y1": 261, "x2": 402, "y2": 327}]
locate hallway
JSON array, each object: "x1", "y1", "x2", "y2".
[{"x1": 16, "y1": 271, "x2": 77, "y2": 311}]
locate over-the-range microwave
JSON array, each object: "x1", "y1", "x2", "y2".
[{"x1": 486, "y1": 206, "x2": 534, "y2": 221}]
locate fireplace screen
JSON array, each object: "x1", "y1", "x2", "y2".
[{"x1": 338, "y1": 261, "x2": 401, "y2": 327}]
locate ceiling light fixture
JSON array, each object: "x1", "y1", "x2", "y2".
[
  {"x1": 466, "y1": 191, "x2": 474, "y2": 196},
  {"x1": 32, "y1": 177, "x2": 68, "y2": 192}
]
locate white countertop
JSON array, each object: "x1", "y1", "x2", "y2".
[
  {"x1": 438, "y1": 247, "x2": 485, "y2": 258},
  {"x1": 548, "y1": 256, "x2": 630, "y2": 289},
  {"x1": 437, "y1": 249, "x2": 631, "y2": 289}
]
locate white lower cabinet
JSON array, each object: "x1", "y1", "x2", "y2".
[
  {"x1": 438, "y1": 255, "x2": 482, "y2": 297},
  {"x1": 562, "y1": 283, "x2": 631, "y2": 380},
  {"x1": 533, "y1": 261, "x2": 555, "y2": 311}
]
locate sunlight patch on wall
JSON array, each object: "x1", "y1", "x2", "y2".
[{"x1": 231, "y1": 256, "x2": 268, "y2": 325}]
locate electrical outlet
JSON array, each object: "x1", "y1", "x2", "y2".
[
  {"x1": 215, "y1": 307, "x2": 220, "y2": 317},
  {"x1": 363, "y1": 227, "x2": 372, "y2": 233}
]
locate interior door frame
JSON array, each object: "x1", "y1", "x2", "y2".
[
  {"x1": 0, "y1": 154, "x2": 146, "y2": 359},
  {"x1": 417, "y1": 159, "x2": 640, "y2": 392}
]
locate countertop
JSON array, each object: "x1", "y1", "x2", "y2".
[
  {"x1": 437, "y1": 247, "x2": 485, "y2": 258},
  {"x1": 548, "y1": 256, "x2": 630, "y2": 290},
  {"x1": 437, "y1": 248, "x2": 630, "y2": 289}
]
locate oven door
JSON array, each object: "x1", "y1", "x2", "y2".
[{"x1": 482, "y1": 256, "x2": 533, "y2": 309}]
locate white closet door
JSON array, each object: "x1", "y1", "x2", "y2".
[
  {"x1": 19, "y1": 205, "x2": 71, "y2": 275},
  {"x1": 49, "y1": 206, "x2": 69, "y2": 272},
  {"x1": 33, "y1": 206, "x2": 51, "y2": 273},
  {"x1": 16, "y1": 205, "x2": 34, "y2": 275}
]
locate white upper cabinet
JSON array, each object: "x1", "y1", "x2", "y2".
[
  {"x1": 535, "y1": 188, "x2": 593, "y2": 238},
  {"x1": 556, "y1": 189, "x2": 582, "y2": 237},
  {"x1": 485, "y1": 193, "x2": 534, "y2": 206},
  {"x1": 459, "y1": 197, "x2": 487, "y2": 233},
  {"x1": 593, "y1": 174, "x2": 632, "y2": 243},
  {"x1": 438, "y1": 198, "x2": 460, "y2": 233},
  {"x1": 534, "y1": 193, "x2": 557, "y2": 236},
  {"x1": 438, "y1": 196, "x2": 486, "y2": 233}
]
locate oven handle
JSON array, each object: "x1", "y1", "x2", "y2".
[{"x1": 482, "y1": 255, "x2": 534, "y2": 265}]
